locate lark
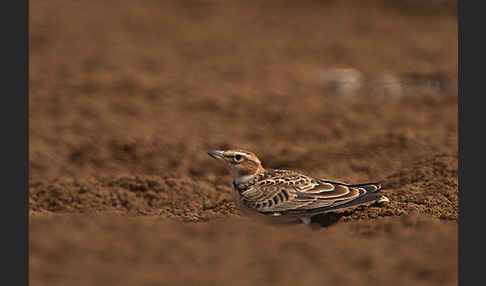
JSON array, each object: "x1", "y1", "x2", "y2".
[{"x1": 208, "y1": 149, "x2": 389, "y2": 225}]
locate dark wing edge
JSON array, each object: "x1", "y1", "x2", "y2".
[{"x1": 318, "y1": 179, "x2": 383, "y2": 191}]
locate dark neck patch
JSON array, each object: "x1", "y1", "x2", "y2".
[{"x1": 232, "y1": 180, "x2": 249, "y2": 193}]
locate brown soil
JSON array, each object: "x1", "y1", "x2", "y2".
[{"x1": 29, "y1": 1, "x2": 458, "y2": 285}]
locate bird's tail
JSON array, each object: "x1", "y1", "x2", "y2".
[
  {"x1": 320, "y1": 182, "x2": 385, "y2": 212},
  {"x1": 348, "y1": 182, "x2": 383, "y2": 193}
]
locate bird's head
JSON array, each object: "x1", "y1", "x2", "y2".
[{"x1": 208, "y1": 149, "x2": 265, "y2": 184}]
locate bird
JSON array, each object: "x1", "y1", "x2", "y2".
[{"x1": 208, "y1": 149, "x2": 389, "y2": 225}]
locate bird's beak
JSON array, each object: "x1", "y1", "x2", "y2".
[{"x1": 208, "y1": 150, "x2": 225, "y2": 160}]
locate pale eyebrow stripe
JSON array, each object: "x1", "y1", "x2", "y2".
[{"x1": 245, "y1": 156, "x2": 259, "y2": 164}]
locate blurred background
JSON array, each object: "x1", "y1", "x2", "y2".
[{"x1": 30, "y1": 1, "x2": 458, "y2": 285}]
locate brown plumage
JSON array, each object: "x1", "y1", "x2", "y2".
[{"x1": 208, "y1": 149, "x2": 389, "y2": 225}]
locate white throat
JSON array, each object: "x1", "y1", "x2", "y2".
[{"x1": 233, "y1": 174, "x2": 255, "y2": 185}]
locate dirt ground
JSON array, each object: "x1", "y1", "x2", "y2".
[{"x1": 29, "y1": 1, "x2": 458, "y2": 285}]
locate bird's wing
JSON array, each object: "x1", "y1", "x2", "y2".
[{"x1": 239, "y1": 171, "x2": 382, "y2": 215}]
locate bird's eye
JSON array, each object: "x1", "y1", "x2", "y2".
[{"x1": 234, "y1": 154, "x2": 243, "y2": 161}]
